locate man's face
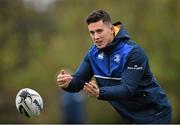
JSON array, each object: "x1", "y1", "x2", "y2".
[{"x1": 88, "y1": 20, "x2": 114, "y2": 49}]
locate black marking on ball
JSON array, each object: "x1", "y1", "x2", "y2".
[
  {"x1": 19, "y1": 105, "x2": 30, "y2": 118},
  {"x1": 19, "y1": 89, "x2": 33, "y2": 104}
]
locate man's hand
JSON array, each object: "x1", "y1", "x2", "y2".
[
  {"x1": 83, "y1": 80, "x2": 99, "y2": 98},
  {"x1": 57, "y1": 69, "x2": 72, "y2": 88}
]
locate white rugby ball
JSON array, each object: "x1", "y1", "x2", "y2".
[{"x1": 15, "y1": 88, "x2": 43, "y2": 117}]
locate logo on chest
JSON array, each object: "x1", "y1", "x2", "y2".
[
  {"x1": 114, "y1": 54, "x2": 120, "y2": 63},
  {"x1": 97, "y1": 52, "x2": 104, "y2": 60}
]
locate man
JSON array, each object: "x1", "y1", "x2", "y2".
[{"x1": 57, "y1": 9, "x2": 172, "y2": 123}]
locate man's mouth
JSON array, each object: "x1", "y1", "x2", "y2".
[{"x1": 95, "y1": 41, "x2": 102, "y2": 45}]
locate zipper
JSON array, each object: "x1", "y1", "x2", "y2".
[{"x1": 107, "y1": 53, "x2": 110, "y2": 74}]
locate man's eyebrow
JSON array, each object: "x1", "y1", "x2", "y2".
[
  {"x1": 90, "y1": 29, "x2": 103, "y2": 32},
  {"x1": 96, "y1": 29, "x2": 103, "y2": 32},
  {"x1": 89, "y1": 30, "x2": 94, "y2": 33}
]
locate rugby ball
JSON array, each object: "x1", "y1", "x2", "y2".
[{"x1": 15, "y1": 88, "x2": 43, "y2": 118}]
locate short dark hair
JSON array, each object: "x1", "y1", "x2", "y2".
[{"x1": 86, "y1": 9, "x2": 112, "y2": 25}]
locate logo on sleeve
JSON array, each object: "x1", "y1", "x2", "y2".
[{"x1": 127, "y1": 65, "x2": 143, "y2": 70}]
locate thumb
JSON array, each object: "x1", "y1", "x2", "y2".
[
  {"x1": 60, "y1": 69, "x2": 65, "y2": 75},
  {"x1": 91, "y1": 80, "x2": 98, "y2": 89}
]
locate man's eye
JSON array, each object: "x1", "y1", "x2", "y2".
[{"x1": 90, "y1": 31, "x2": 94, "y2": 35}]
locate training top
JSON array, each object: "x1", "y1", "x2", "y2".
[{"x1": 63, "y1": 22, "x2": 172, "y2": 123}]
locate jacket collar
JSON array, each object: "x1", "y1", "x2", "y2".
[{"x1": 99, "y1": 21, "x2": 130, "y2": 52}]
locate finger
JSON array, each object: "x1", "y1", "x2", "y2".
[
  {"x1": 84, "y1": 84, "x2": 93, "y2": 93},
  {"x1": 91, "y1": 80, "x2": 96, "y2": 85},
  {"x1": 83, "y1": 87, "x2": 93, "y2": 97},
  {"x1": 89, "y1": 81, "x2": 97, "y2": 89},
  {"x1": 86, "y1": 82, "x2": 99, "y2": 95},
  {"x1": 83, "y1": 87, "x2": 88, "y2": 93},
  {"x1": 57, "y1": 74, "x2": 71, "y2": 79},
  {"x1": 58, "y1": 83, "x2": 68, "y2": 88},
  {"x1": 86, "y1": 83, "x2": 97, "y2": 92},
  {"x1": 84, "y1": 88, "x2": 94, "y2": 96},
  {"x1": 57, "y1": 76, "x2": 72, "y2": 82},
  {"x1": 84, "y1": 84, "x2": 96, "y2": 95},
  {"x1": 83, "y1": 84, "x2": 90, "y2": 92}
]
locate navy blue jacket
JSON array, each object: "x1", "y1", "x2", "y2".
[{"x1": 64, "y1": 22, "x2": 172, "y2": 123}]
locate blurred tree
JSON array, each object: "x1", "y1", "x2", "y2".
[{"x1": 0, "y1": 0, "x2": 58, "y2": 123}]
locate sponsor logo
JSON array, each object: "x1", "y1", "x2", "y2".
[{"x1": 127, "y1": 65, "x2": 143, "y2": 70}]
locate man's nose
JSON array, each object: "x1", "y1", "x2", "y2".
[{"x1": 94, "y1": 32, "x2": 100, "y2": 40}]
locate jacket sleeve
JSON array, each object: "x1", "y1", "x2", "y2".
[
  {"x1": 98, "y1": 47, "x2": 148, "y2": 100},
  {"x1": 63, "y1": 52, "x2": 94, "y2": 92}
]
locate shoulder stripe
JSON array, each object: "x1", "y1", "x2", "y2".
[{"x1": 94, "y1": 75, "x2": 121, "y2": 80}]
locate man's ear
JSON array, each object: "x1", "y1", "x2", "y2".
[{"x1": 111, "y1": 25, "x2": 115, "y2": 35}]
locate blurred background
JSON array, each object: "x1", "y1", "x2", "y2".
[{"x1": 0, "y1": 0, "x2": 179, "y2": 123}]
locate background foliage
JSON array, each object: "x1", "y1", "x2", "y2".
[{"x1": 0, "y1": 0, "x2": 179, "y2": 123}]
